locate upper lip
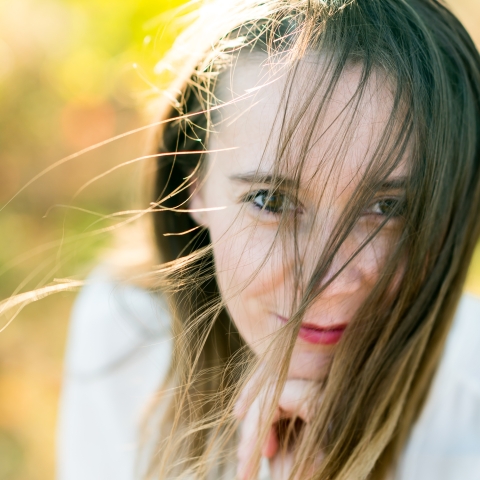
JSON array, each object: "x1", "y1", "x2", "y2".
[{"x1": 276, "y1": 314, "x2": 348, "y2": 331}]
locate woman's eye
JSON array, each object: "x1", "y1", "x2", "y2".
[
  {"x1": 367, "y1": 198, "x2": 404, "y2": 217},
  {"x1": 245, "y1": 189, "x2": 296, "y2": 215}
]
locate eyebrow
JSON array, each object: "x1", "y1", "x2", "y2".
[
  {"x1": 375, "y1": 177, "x2": 408, "y2": 191},
  {"x1": 229, "y1": 172, "x2": 298, "y2": 188},
  {"x1": 230, "y1": 172, "x2": 408, "y2": 191}
]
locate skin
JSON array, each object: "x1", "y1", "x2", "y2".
[{"x1": 189, "y1": 54, "x2": 407, "y2": 478}]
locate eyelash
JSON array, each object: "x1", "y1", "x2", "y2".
[
  {"x1": 243, "y1": 190, "x2": 405, "y2": 219},
  {"x1": 243, "y1": 189, "x2": 300, "y2": 215},
  {"x1": 365, "y1": 198, "x2": 405, "y2": 218}
]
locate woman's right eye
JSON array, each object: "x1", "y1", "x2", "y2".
[{"x1": 244, "y1": 189, "x2": 296, "y2": 215}]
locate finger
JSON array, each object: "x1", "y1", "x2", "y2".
[
  {"x1": 237, "y1": 385, "x2": 282, "y2": 478},
  {"x1": 237, "y1": 396, "x2": 262, "y2": 479},
  {"x1": 269, "y1": 450, "x2": 295, "y2": 480},
  {"x1": 234, "y1": 363, "x2": 267, "y2": 419},
  {"x1": 278, "y1": 379, "x2": 320, "y2": 422},
  {"x1": 261, "y1": 425, "x2": 279, "y2": 459}
]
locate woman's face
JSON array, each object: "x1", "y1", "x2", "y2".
[{"x1": 190, "y1": 55, "x2": 406, "y2": 380}]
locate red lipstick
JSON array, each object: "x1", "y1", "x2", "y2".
[
  {"x1": 277, "y1": 316, "x2": 346, "y2": 345},
  {"x1": 297, "y1": 323, "x2": 346, "y2": 345}
]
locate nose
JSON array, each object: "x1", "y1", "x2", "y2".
[{"x1": 303, "y1": 237, "x2": 379, "y2": 300}]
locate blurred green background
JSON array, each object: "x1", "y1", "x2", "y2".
[{"x1": 0, "y1": 0, "x2": 479, "y2": 479}]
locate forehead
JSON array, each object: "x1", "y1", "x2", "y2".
[{"x1": 210, "y1": 53, "x2": 406, "y2": 186}]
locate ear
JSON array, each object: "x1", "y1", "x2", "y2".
[{"x1": 188, "y1": 181, "x2": 206, "y2": 226}]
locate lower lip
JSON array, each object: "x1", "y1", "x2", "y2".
[
  {"x1": 277, "y1": 316, "x2": 346, "y2": 345},
  {"x1": 297, "y1": 326, "x2": 345, "y2": 345}
]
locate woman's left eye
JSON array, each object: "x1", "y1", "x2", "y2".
[{"x1": 366, "y1": 198, "x2": 404, "y2": 217}]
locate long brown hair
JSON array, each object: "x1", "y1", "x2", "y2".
[{"x1": 140, "y1": 1, "x2": 480, "y2": 478}]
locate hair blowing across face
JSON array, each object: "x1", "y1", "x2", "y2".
[{"x1": 140, "y1": 1, "x2": 480, "y2": 479}]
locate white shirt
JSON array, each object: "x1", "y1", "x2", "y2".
[{"x1": 57, "y1": 267, "x2": 480, "y2": 480}]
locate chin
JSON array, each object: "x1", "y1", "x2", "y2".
[{"x1": 287, "y1": 350, "x2": 332, "y2": 381}]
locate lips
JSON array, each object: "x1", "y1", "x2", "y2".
[{"x1": 276, "y1": 315, "x2": 347, "y2": 345}]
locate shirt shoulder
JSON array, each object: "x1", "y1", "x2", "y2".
[
  {"x1": 58, "y1": 267, "x2": 173, "y2": 480},
  {"x1": 65, "y1": 265, "x2": 171, "y2": 374},
  {"x1": 396, "y1": 294, "x2": 480, "y2": 480},
  {"x1": 442, "y1": 293, "x2": 480, "y2": 393}
]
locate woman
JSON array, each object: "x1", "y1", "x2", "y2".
[{"x1": 58, "y1": 0, "x2": 480, "y2": 479}]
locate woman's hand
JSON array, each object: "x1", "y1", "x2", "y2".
[{"x1": 235, "y1": 372, "x2": 322, "y2": 480}]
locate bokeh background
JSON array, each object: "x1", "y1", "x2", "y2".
[{"x1": 0, "y1": 0, "x2": 479, "y2": 479}]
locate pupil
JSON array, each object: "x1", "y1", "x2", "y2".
[
  {"x1": 379, "y1": 199, "x2": 396, "y2": 214},
  {"x1": 265, "y1": 194, "x2": 283, "y2": 211},
  {"x1": 264, "y1": 193, "x2": 283, "y2": 213}
]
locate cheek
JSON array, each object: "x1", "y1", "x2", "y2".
[
  {"x1": 209, "y1": 212, "x2": 273, "y2": 290},
  {"x1": 351, "y1": 222, "x2": 405, "y2": 301},
  {"x1": 206, "y1": 210, "x2": 290, "y2": 347},
  {"x1": 206, "y1": 191, "x2": 293, "y2": 288},
  {"x1": 353, "y1": 220, "x2": 401, "y2": 272}
]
